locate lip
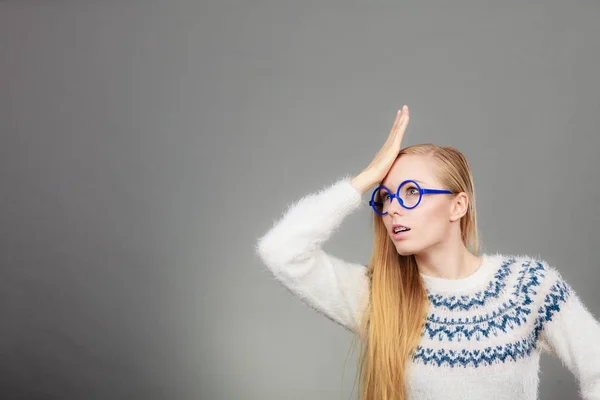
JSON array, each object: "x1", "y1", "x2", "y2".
[
  {"x1": 392, "y1": 229, "x2": 410, "y2": 240},
  {"x1": 391, "y1": 224, "x2": 411, "y2": 240}
]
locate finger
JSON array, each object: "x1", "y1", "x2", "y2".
[
  {"x1": 388, "y1": 110, "x2": 405, "y2": 140},
  {"x1": 385, "y1": 108, "x2": 407, "y2": 147},
  {"x1": 394, "y1": 115, "x2": 409, "y2": 139},
  {"x1": 397, "y1": 108, "x2": 409, "y2": 127},
  {"x1": 384, "y1": 113, "x2": 403, "y2": 145},
  {"x1": 397, "y1": 116, "x2": 409, "y2": 134},
  {"x1": 391, "y1": 108, "x2": 404, "y2": 129},
  {"x1": 393, "y1": 113, "x2": 408, "y2": 135},
  {"x1": 394, "y1": 125, "x2": 408, "y2": 144}
]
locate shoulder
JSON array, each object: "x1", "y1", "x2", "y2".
[
  {"x1": 485, "y1": 252, "x2": 574, "y2": 308},
  {"x1": 525, "y1": 255, "x2": 575, "y2": 313},
  {"x1": 487, "y1": 252, "x2": 569, "y2": 285},
  {"x1": 497, "y1": 253, "x2": 574, "y2": 319},
  {"x1": 515, "y1": 254, "x2": 572, "y2": 289}
]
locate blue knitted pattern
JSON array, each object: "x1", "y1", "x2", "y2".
[
  {"x1": 533, "y1": 279, "x2": 572, "y2": 338},
  {"x1": 413, "y1": 335, "x2": 538, "y2": 368},
  {"x1": 426, "y1": 257, "x2": 516, "y2": 311},
  {"x1": 413, "y1": 258, "x2": 571, "y2": 368}
]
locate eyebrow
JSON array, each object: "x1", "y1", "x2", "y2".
[{"x1": 382, "y1": 179, "x2": 427, "y2": 187}]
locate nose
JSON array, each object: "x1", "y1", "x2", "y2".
[{"x1": 386, "y1": 196, "x2": 406, "y2": 216}]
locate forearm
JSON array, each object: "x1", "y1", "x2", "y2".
[{"x1": 255, "y1": 175, "x2": 369, "y2": 331}]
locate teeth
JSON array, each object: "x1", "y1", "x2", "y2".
[{"x1": 394, "y1": 227, "x2": 409, "y2": 233}]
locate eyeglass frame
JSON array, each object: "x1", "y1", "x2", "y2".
[{"x1": 368, "y1": 179, "x2": 455, "y2": 215}]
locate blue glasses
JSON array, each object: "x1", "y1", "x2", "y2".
[{"x1": 369, "y1": 180, "x2": 454, "y2": 215}]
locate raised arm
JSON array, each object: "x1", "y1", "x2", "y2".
[
  {"x1": 256, "y1": 105, "x2": 410, "y2": 332},
  {"x1": 255, "y1": 175, "x2": 370, "y2": 332}
]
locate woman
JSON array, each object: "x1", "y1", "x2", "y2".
[{"x1": 255, "y1": 105, "x2": 600, "y2": 400}]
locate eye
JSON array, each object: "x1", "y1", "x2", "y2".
[
  {"x1": 402, "y1": 185, "x2": 419, "y2": 196},
  {"x1": 380, "y1": 192, "x2": 390, "y2": 201}
]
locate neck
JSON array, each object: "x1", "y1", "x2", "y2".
[{"x1": 415, "y1": 242, "x2": 481, "y2": 280}]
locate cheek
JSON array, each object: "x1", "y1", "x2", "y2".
[{"x1": 414, "y1": 205, "x2": 450, "y2": 239}]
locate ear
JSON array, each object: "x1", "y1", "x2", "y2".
[{"x1": 449, "y1": 192, "x2": 469, "y2": 222}]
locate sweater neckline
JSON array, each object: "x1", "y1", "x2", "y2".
[{"x1": 419, "y1": 253, "x2": 500, "y2": 293}]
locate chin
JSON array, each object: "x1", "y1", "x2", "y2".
[
  {"x1": 394, "y1": 241, "x2": 428, "y2": 257},
  {"x1": 394, "y1": 245, "x2": 416, "y2": 257}
]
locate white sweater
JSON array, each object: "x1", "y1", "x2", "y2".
[{"x1": 255, "y1": 175, "x2": 600, "y2": 400}]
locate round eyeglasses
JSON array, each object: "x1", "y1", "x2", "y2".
[{"x1": 368, "y1": 180, "x2": 454, "y2": 215}]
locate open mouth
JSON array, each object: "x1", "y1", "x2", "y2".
[{"x1": 393, "y1": 226, "x2": 411, "y2": 233}]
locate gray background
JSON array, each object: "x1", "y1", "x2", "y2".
[{"x1": 0, "y1": 1, "x2": 599, "y2": 399}]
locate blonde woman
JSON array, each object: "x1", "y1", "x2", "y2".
[{"x1": 255, "y1": 105, "x2": 600, "y2": 400}]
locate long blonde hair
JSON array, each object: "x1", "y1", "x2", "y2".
[{"x1": 350, "y1": 144, "x2": 480, "y2": 400}]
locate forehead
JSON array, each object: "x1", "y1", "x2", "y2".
[{"x1": 381, "y1": 154, "x2": 439, "y2": 188}]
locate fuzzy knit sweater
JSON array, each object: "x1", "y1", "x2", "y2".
[{"x1": 255, "y1": 175, "x2": 600, "y2": 400}]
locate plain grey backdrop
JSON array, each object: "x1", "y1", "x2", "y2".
[{"x1": 1, "y1": 1, "x2": 599, "y2": 399}]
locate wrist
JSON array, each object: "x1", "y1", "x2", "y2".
[{"x1": 350, "y1": 172, "x2": 376, "y2": 195}]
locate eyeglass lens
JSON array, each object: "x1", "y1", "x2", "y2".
[{"x1": 373, "y1": 182, "x2": 421, "y2": 213}]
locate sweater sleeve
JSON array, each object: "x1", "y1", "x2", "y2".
[
  {"x1": 255, "y1": 175, "x2": 370, "y2": 333},
  {"x1": 537, "y1": 262, "x2": 600, "y2": 400}
]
